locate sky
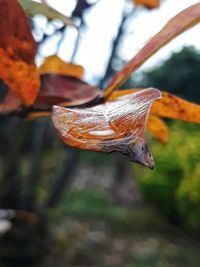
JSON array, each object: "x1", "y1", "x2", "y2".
[{"x1": 35, "y1": 0, "x2": 200, "y2": 83}]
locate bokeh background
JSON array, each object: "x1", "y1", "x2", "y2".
[{"x1": 1, "y1": 1, "x2": 200, "y2": 266}]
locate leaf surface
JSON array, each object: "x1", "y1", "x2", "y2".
[
  {"x1": 0, "y1": 0, "x2": 40, "y2": 111},
  {"x1": 39, "y1": 56, "x2": 84, "y2": 78},
  {"x1": 35, "y1": 74, "x2": 100, "y2": 108},
  {"x1": 103, "y1": 3, "x2": 200, "y2": 97},
  {"x1": 151, "y1": 92, "x2": 200, "y2": 123},
  {"x1": 133, "y1": 0, "x2": 160, "y2": 9},
  {"x1": 52, "y1": 88, "x2": 161, "y2": 168},
  {"x1": 147, "y1": 115, "x2": 169, "y2": 144},
  {"x1": 110, "y1": 89, "x2": 200, "y2": 133}
]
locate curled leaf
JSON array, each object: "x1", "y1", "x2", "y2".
[
  {"x1": 104, "y1": 3, "x2": 200, "y2": 97},
  {"x1": 52, "y1": 88, "x2": 161, "y2": 168},
  {"x1": 39, "y1": 56, "x2": 84, "y2": 78},
  {"x1": 110, "y1": 89, "x2": 200, "y2": 140},
  {"x1": 0, "y1": 0, "x2": 40, "y2": 111}
]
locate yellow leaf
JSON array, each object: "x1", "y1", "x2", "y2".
[
  {"x1": 151, "y1": 92, "x2": 200, "y2": 124},
  {"x1": 39, "y1": 56, "x2": 84, "y2": 79},
  {"x1": 147, "y1": 115, "x2": 169, "y2": 144}
]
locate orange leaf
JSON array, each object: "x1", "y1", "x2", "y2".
[
  {"x1": 39, "y1": 56, "x2": 84, "y2": 79},
  {"x1": 151, "y1": 92, "x2": 200, "y2": 123},
  {"x1": 52, "y1": 88, "x2": 161, "y2": 168},
  {"x1": 147, "y1": 115, "x2": 169, "y2": 144},
  {"x1": 103, "y1": 3, "x2": 200, "y2": 98},
  {"x1": 0, "y1": 0, "x2": 40, "y2": 109},
  {"x1": 25, "y1": 111, "x2": 51, "y2": 121},
  {"x1": 133, "y1": 0, "x2": 160, "y2": 9}
]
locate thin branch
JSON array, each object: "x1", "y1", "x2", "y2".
[
  {"x1": 100, "y1": 7, "x2": 137, "y2": 89},
  {"x1": 46, "y1": 148, "x2": 80, "y2": 208},
  {"x1": 25, "y1": 119, "x2": 48, "y2": 211}
]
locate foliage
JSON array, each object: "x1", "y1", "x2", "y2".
[
  {"x1": 137, "y1": 122, "x2": 200, "y2": 232},
  {"x1": 0, "y1": 0, "x2": 200, "y2": 167}
]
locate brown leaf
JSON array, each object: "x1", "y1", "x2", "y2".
[
  {"x1": 52, "y1": 88, "x2": 161, "y2": 168},
  {"x1": 0, "y1": 0, "x2": 40, "y2": 111},
  {"x1": 103, "y1": 3, "x2": 200, "y2": 97},
  {"x1": 0, "y1": 91, "x2": 21, "y2": 113},
  {"x1": 39, "y1": 56, "x2": 84, "y2": 78},
  {"x1": 35, "y1": 74, "x2": 100, "y2": 108},
  {"x1": 133, "y1": 0, "x2": 160, "y2": 9}
]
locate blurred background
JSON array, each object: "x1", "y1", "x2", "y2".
[{"x1": 1, "y1": 0, "x2": 200, "y2": 266}]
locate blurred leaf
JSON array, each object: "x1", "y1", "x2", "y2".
[
  {"x1": 39, "y1": 56, "x2": 84, "y2": 78},
  {"x1": 35, "y1": 74, "x2": 100, "y2": 108},
  {"x1": 52, "y1": 88, "x2": 161, "y2": 168},
  {"x1": 0, "y1": 91, "x2": 21, "y2": 113},
  {"x1": 133, "y1": 0, "x2": 160, "y2": 9},
  {"x1": 147, "y1": 115, "x2": 169, "y2": 144},
  {"x1": 0, "y1": 0, "x2": 40, "y2": 112},
  {"x1": 103, "y1": 3, "x2": 200, "y2": 97},
  {"x1": 18, "y1": 0, "x2": 76, "y2": 27},
  {"x1": 151, "y1": 92, "x2": 200, "y2": 123}
]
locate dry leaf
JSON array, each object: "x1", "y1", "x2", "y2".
[
  {"x1": 110, "y1": 89, "x2": 200, "y2": 142},
  {"x1": 52, "y1": 88, "x2": 161, "y2": 168},
  {"x1": 39, "y1": 56, "x2": 84, "y2": 78},
  {"x1": 147, "y1": 115, "x2": 169, "y2": 144},
  {"x1": 0, "y1": 0, "x2": 40, "y2": 111},
  {"x1": 151, "y1": 92, "x2": 200, "y2": 123},
  {"x1": 133, "y1": 0, "x2": 160, "y2": 9},
  {"x1": 103, "y1": 3, "x2": 200, "y2": 97},
  {"x1": 35, "y1": 74, "x2": 100, "y2": 108}
]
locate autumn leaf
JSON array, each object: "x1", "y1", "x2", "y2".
[
  {"x1": 0, "y1": 91, "x2": 21, "y2": 113},
  {"x1": 39, "y1": 56, "x2": 84, "y2": 78},
  {"x1": 151, "y1": 92, "x2": 200, "y2": 123},
  {"x1": 103, "y1": 3, "x2": 200, "y2": 98},
  {"x1": 109, "y1": 89, "x2": 200, "y2": 143},
  {"x1": 52, "y1": 88, "x2": 161, "y2": 169},
  {"x1": 146, "y1": 115, "x2": 169, "y2": 144},
  {"x1": 111, "y1": 89, "x2": 200, "y2": 124},
  {"x1": 35, "y1": 74, "x2": 100, "y2": 109},
  {"x1": 0, "y1": 0, "x2": 40, "y2": 111},
  {"x1": 133, "y1": 0, "x2": 160, "y2": 9}
]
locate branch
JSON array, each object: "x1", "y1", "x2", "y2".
[{"x1": 46, "y1": 148, "x2": 80, "y2": 208}]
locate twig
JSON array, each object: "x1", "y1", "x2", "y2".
[
  {"x1": 25, "y1": 119, "x2": 48, "y2": 211},
  {"x1": 46, "y1": 148, "x2": 80, "y2": 208}
]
